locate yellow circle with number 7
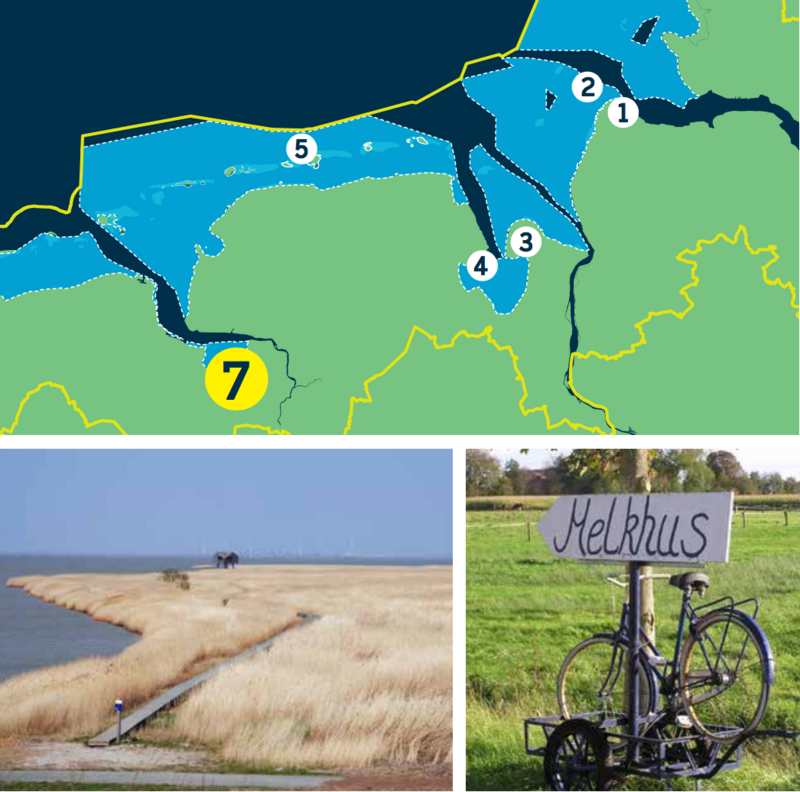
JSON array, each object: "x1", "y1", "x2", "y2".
[{"x1": 205, "y1": 348, "x2": 269, "y2": 411}]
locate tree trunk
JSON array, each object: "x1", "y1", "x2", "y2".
[{"x1": 632, "y1": 450, "x2": 655, "y2": 646}]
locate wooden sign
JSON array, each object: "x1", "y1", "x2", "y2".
[{"x1": 537, "y1": 493, "x2": 733, "y2": 564}]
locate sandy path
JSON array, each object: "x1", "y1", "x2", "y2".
[{"x1": 6, "y1": 739, "x2": 211, "y2": 771}]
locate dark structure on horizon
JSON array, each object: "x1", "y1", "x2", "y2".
[{"x1": 213, "y1": 551, "x2": 240, "y2": 569}]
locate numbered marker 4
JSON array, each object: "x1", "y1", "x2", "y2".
[
  {"x1": 205, "y1": 348, "x2": 269, "y2": 411},
  {"x1": 467, "y1": 250, "x2": 499, "y2": 282},
  {"x1": 572, "y1": 72, "x2": 602, "y2": 103},
  {"x1": 510, "y1": 226, "x2": 542, "y2": 258},
  {"x1": 286, "y1": 133, "x2": 318, "y2": 164},
  {"x1": 608, "y1": 97, "x2": 639, "y2": 128}
]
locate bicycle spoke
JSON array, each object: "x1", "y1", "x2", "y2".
[
  {"x1": 733, "y1": 635, "x2": 753, "y2": 677},
  {"x1": 682, "y1": 614, "x2": 768, "y2": 741}
]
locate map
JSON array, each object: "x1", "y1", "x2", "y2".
[{"x1": 1, "y1": 0, "x2": 797, "y2": 435}]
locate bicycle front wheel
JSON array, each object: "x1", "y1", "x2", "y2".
[
  {"x1": 679, "y1": 611, "x2": 771, "y2": 742},
  {"x1": 558, "y1": 635, "x2": 657, "y2": 723}
]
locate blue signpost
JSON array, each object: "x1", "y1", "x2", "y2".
[{"x1": 115, "y1": 699, "x2": 124, "y2": 744}]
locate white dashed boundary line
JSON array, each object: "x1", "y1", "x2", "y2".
[
  {"x1": 463, "y1": 61, "x2": 516, "y2": 82},
  {"x1": 0, "y1": 231, "x2": 141, "y2": 303},
  {"x1": 85, "y1": 121, "x2": 206, "y2": 148}
]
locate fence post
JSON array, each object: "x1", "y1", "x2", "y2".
[
  {"x1": 527, "y1": 519, "x2": 531, "y2": 542},
  {"x1": 785, "y1": 511, "x2": 789, "y2": 527},
  {"x1": 742, "y1": 511, "x2": 746, "y2": 529}
]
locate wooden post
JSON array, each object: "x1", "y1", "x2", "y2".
[
  {"x1": 527, "y1": 519, "x2": 531, "y2": 541},
  {"x1": 742, "y1": 510, "x2": 747, "y2": 529},
  {"x1": 785, "y1": 510, "x2": 789, "y2": 527}
]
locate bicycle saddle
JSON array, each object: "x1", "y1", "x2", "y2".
[{"x1": 669, "y1": 572, "x2": 710, "y2": 592}]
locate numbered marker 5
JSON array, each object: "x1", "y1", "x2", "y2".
[
  {"x1": 287, "y1": 133, "x2": 318, "y2": 164},
  {"x1": 572, "y1": 72, "x2": 602, "y2": 103},
  {"x1": 510, "y1": 226, "x2": 542, "y2": 258},
  {"x1": 205, "y1": 348, "x2": 269, "y2": 411},
  {"x1": 608, "y1": 97, "x2": 639, "y2": 127},
  {"x1": 467, "y1": 250, "x2": 499, "y2": 282}
]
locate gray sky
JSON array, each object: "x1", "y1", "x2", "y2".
[
  {"x1": 489, "y1": 449, "x2": 800, "y2": 479},
  {"x1": 0, "y1": 450, "x2": 452, "y2": 558}
]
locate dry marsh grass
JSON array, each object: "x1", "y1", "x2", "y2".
[{"x1": 1, "y1": 565, "x2": 452, "y2": 768}]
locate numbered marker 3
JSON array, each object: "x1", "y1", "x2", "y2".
[
  {"x1": 467, "y1": 250, "x2": 499, "y2": 282},
  {"x1": 286, "y1": 133, "x2": 318, "y2": 164},
  {"x1": 608, "y1": 97, "x2": 639, "y2": 128},
  {"x1": 572, "y1": 72, "x2": 602, "y2": 103},
  {"x1": 510, "y1": 226, "x2": 542, "y2": 258},
  {"x1": 205, "y1": 348, "x2": 269, "y2": 411}
]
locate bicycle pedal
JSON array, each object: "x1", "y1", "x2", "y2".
[
  {"x1": 675, "y1": 715, "x2": 693, "y2": 728},
  {"x1": 647, "y1": 655, "x2": 668, "y2": 667}
]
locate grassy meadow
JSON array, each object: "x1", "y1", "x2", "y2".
[
  {"x1": 1, "y1": 564, "x2": 451, "y2": 770},
  {"x1": 466, "y1": 506, "x2": 800, "y2": 790}
]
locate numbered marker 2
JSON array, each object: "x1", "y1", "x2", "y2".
[
  {"x1": 467, "y1": 250, "x2": 499, "y2": 282},
  {"x1": 287, "y1": 133, "x2": 318, "y2": 164},
  {"x1": 510, "y1": 226, "x2": 542, "y2": 258},
  {"x1": 205, "y1": 348, "x2": 269, "y2": 411},
  {"x1": 608, "y1": 97, "x2": 639, "y2": 128},
  {"x1": 572, "y1": 72, "x2": 602, "y2": 103}
]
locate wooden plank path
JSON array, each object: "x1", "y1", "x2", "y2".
[
  {"x1": 88, "y1": 612, "x2": 320, "y2": 747},
  {"x1": 0, "y1": 770, "x2": 341, "y2": 789}
]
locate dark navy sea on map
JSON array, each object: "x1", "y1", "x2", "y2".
[
  {"x1": 81, "y1": 118, "x2": 466, "y2": 316},
  {"x1": 0, "y1": 554, "x2": 450, "y2": 681}
]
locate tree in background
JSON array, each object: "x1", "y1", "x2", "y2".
[
  {"x1": 466, "y1": 450, "x2": 504, "y2": 496},
  {"x1": 504, "y1": 458, "x2": 525, "y2": 495},
  {"x1": 706, "y1": 450, "x2": 745, "y2": 491},
  {"x1": 471, "y1": 450, "x2": 800, "y2": 498}
]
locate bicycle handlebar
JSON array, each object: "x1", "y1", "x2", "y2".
[{"x1": 605, "y1": 572, "x2": 671, "y2": 588}]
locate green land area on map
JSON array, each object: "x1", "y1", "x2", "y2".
[{"x1": 1, "y1": 2, "x2": 797, "y2": 435}]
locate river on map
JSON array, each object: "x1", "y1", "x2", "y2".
[{"x1": 0, "y1": 553, "x2": 450, "y2": 682}]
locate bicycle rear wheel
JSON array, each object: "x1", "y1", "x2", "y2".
[
  {"x1": 558, "y1": 635, "x2": 657, "y2": 724},
  {"x1": 679, "y1": 611, "x2": 771, "y2": 742}
]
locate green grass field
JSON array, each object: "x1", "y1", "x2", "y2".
[{"x1": 466, "y1": 508, "x2": 800, "y2": 790}]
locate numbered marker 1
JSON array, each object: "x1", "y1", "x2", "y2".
[
  {"x1": 286, "y1": 133, "x2": 318, "y2": 164},
  {"x1": 572, "y1": 72, "x2": 602, "y2": 103},
  {"x1": 510, "y1": 226, "x2": 542, "y2": 258},
  {"x1": 608, "y1": 97, "x2": 639, "y2": 128},
  {"x1": 205, "y1": 348, "x2": 269, "y2": 411},
  {"x1": 467, "y1": 250, "x2": 499, "y2": 282}
]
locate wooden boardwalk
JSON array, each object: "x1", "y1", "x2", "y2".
[{"x1": 88, "y1": 612, "x2": 320, "y2": 747}]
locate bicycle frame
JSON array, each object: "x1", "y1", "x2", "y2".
[{"x1": 607, "y1": 584, "x2": 767, "y2": 706}]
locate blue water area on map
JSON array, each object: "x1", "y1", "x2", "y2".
[
  {"x1": 201, "y1": 341, "x2": 249, "y2": 367},
  {"x1": 0, "y1": 232, "x2": 122, "y2": 300},
  {"x1": 470, "y1": 146, "x2": 587, "y2": 253},
  {"x1": 520, "y1": 0, "x2": 697, "y2": 106},
  {"x1": 458, "y1": 255, "x2": 530, "y2": 315},
  {"x1": 465, "y1": 59, "x2": 619, "y2": 223},
  {"x1": 82, "y1": 119, "x2": 465, "y2": 316}
]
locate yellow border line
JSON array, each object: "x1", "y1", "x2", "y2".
[
  {"x1": 568, "y1": 224, "x2": 797, "y2": 412},
  {"x1": 7, "y1": 228, "x2": 792, "y2": 437},
  {"x1": 782, "y1": 1, "x2": 799, "y2": 22},
  {"x1": 0, "y1": 1, "x2": 540, "y2": 229},
  {"x1": 0, "y1": 382, "x2": 127, "y2": 435},
  {"x1": 232, "y1": 424, "x2": 291, "y2": 435},
  {"x1": 343, "y1": 325, "x2": 611, "y2": 436}
]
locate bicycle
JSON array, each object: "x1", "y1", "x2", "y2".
[{"x1": 557, "y1": 570, "x2": 775, "y2": 744}]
